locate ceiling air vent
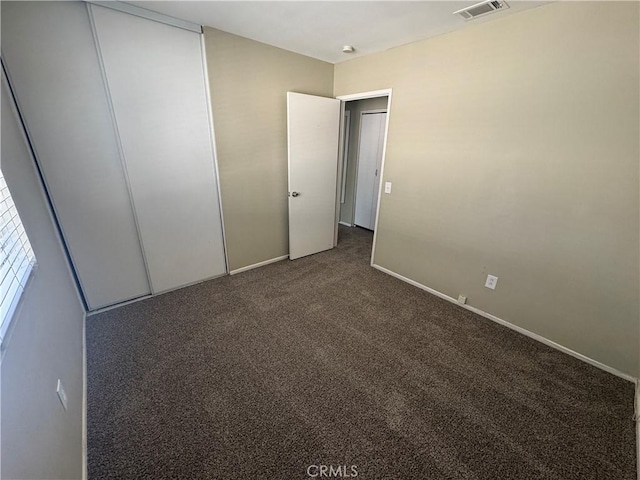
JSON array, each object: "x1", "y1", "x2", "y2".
[{"x1": 454, "y1": 0, "x2": 509, "y2": 21}]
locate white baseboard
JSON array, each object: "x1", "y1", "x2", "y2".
[
  {"x1": 230, "y1": 255, "x2": 289, "y2": 275},
  {"x1": 372, "y1": 263, "x2": 637, "y2": 383},
  {"x1": 82, "y1": 312, "x2": 87, "y2": 480},
  {"x1": 339, "y1": 221, "x2": 353, "y2": 227},
  {"x1": 636, "y1": 383, "x2": 639, "y2": 480},
  {"x1": 87, "y1": 272, "x2": 228, "y2": 316}
]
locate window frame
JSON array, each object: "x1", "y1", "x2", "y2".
[{"x1": 0, "y1": 140, "x2": 37, "y2": 349}]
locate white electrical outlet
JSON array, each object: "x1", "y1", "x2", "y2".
[
  {"x1": 485, "y1": 274, "x2": 498, "y2": 290},
  {"x1": 56, "y1": 379, "x2": 68, "y2": 411},
  {"x1": 384, "y1": 182, "x2": 392, "y2": 194},
  {"x1": 457, "y1": 294, "x2": 467, "y2": 305}
]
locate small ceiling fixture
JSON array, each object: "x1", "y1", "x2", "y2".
[
  {"x1": 342, "y1": 45, "x2": 355, "y2": 54},
  {"x1": 454, "y1": 0, "x2": 509, "y2": 21}
]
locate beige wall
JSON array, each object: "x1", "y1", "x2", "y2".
[
  {"x1": 1, "y1": 84, "x2": 85, "y2": 479},
  {"x1": 204, "y1": 28, "x2": 334, "y2": 271},
  {"x1": 334, "y1": 2, "x2": 639, "y2": 377},
  {"x1": 340, "y1": 97, "x2": 389, "y2": 226}
]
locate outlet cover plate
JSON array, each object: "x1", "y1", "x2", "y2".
[{"x1": 485, "y1": 274, "x2": 498, "y2": 290}]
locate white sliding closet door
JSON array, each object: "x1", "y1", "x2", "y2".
[
  {"x1": 1, "y1": 2, "x2": 151, "y2": 309},
  {"x1": 90, "y1": 5, "x2": 227, "y2": 293}
]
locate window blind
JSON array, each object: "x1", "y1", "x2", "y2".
[{"x1": 0, "y1": 169, "x2": 36, "y2": 344}]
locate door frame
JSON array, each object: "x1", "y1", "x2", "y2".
[
  {"x1": 334, "y1": 89, "x2": 392, "y2": 267},
  {"x1": 352, "y1": 109, "x2": 387, "y2": 231}
]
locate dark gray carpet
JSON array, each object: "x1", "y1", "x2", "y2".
[{"x1": 87, "y1": 226, "x2": 636, "y2": 479}]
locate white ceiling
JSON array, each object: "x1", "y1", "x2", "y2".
[{"x1": 128, "y1": 1, "x2": 550, "y2": 64}]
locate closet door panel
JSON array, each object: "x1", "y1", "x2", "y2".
[
  {"x1": 1, "y1": 1, "x2": 151, "y2": 309},
  {"x1": 90, "y1": 5, "x2": 227, "y2": 293}
]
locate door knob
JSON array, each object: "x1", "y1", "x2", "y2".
[{"x1": 291, "y1": 192, "x2": 300, "y2": 197}]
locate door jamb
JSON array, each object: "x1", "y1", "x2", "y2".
[{"x1": 334, "y1": 89, "x2": 392, "y2": 267}]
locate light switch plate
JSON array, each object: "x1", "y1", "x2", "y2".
[{"x1": 384, "y1": 182, "x2": 392, "y2": 194}]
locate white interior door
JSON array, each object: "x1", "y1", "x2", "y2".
[
  {"x1": 370, "y1": 112, "x2": 387, "y2": 229},
  {"x1": 287, "y1": 92, "x2": 340, "y2": 260},
  {"x1": 355, "y1": 112, "x2": 387, "y2": 230}
]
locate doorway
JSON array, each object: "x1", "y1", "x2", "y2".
[
  {"x1": 286, "y1": 89, "x2": 390, "y2": 265},
  {"x1": 337, "y1": 95, "x2": 390, "y2": 233}
]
